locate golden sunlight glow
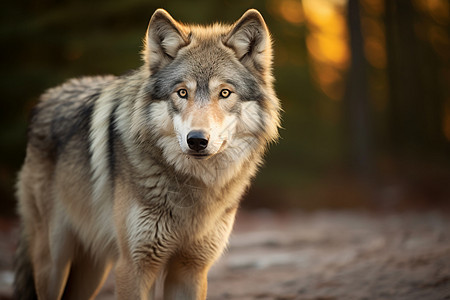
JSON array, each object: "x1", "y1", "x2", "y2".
[
  {"x1": 306, "y1": 33, "x2": 349, "y2": 66},
  {"x1": 279, "y1": 0, "x2": 304, "y2": 25},
  {"x1": 302, "y1": 0, "x2": 349, "y2": 100},
  {"x1": 302, "y1": 0, "x2": 335, "y2": 27},
  {"x1": 312, "y1": 63, "x2": 345, "y2": 100},
  {"x1": 316, "y1": 64, "x2": 342, "y2": 85},
  {"x1": 267, "y1": 0, "x2": 304, "y2": 26},
  {"x1": 413, "y1": 0, "x2": 450, "y2": 24},
  {"x1": 302, "y1": 0, "x2": 349, "y2": 65},
  {"x1": 361, "y1": 0, "x2": 384, "y2": 16},
  {"x1": 364, "y1": 37, "x2": 386, "y2": 69},
  {"x1": 361, "y1": 16, "x2": 386, "y2": 69},
  {"x1": 411, "y1": 0, "x2": 449, "y2": 61}
]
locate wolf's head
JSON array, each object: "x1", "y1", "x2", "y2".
[{"x1": 138, "y1": 9, "x2": 280, "y2": 184}]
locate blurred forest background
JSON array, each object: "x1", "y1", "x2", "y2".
[{"x1": 0, "y1": 0, "x2": 449, "y2": 216}]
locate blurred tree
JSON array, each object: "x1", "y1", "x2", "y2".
[
  {"x1": 345, "y1": 0, "x2": 373, "y2": 175},
  {"x1": 385, "y1": 0, "x2": 449, "y2": 156}
]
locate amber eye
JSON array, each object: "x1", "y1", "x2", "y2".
[
  {"x1": 220, "y1": 89, "x2": 231, "y2": 98},
  {"x1": 177, "y1": 89, "x2": 188, "y2": 99}
]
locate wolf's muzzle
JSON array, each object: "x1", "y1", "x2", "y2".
[{"x1": 187, "y1": 130, "x2": 209, "y2": 152}]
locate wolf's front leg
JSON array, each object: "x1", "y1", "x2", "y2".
[
  {"x1": 114, "y1": 208, "x2": 157, "y2": 298},
  {"x1": 164, "y1": 255, "x2": 209, "y2": 300},
  {"x1": 164, "y1": 210, "x2": 237, "y2": 300},
  {"x1": 114, "y1": 197, "x2": 175, "y2": 299},
  {"x1": 115, "y1": 255, "x2": 161, "y2": 300}
]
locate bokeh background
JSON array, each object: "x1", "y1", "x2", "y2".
[{"x1": 1, "y1": 0, "x2": 449, "y2": 216}]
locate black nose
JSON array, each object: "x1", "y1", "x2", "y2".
[{"x1": 187, "y1": 130, "x2": 209, "y2": 152}]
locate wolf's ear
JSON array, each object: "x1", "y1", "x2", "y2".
[
  {"x1": 144, "y1": 9, "x2": 189, "y2": 72},
  {"x1": 224, "y1": 9, "x2": 272, "y2": 76}
]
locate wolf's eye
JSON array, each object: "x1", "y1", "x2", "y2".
[
  {"x1": 177, "y1": 89, "x2": 188, "y2": 99},
  {"x1": 220, "y1": 89, "x2": 231, "y2": 99}
]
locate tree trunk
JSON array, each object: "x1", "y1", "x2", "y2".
[{"x1": 345, "y1": 0, "x2": 373, "y2": 175}]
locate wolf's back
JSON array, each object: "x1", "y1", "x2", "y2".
[{"x1": 26, "y1": 76, "x2": 115, "y2": 159}]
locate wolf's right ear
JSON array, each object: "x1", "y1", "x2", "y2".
[{"x1": 143, "y1": 9, "x2": 189, "y2": 72}]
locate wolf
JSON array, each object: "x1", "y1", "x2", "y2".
[{"x1": 14, "y1": 8, "x2": 280, "y2": 300}]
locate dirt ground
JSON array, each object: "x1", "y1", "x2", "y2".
[{"x1": 1, "y1": 210, "x2": 449, "y2": 300}]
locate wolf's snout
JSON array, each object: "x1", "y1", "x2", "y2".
[{"x1": 187, "y1": 130, "x2": 209, "y2": 152}]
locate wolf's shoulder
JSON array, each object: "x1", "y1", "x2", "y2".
[
  {"x1": 32, "y1": 75, "x2": 116, "y2": 124},
  {"x1": 27, "y1": 75, "x2": 116, "y2": 157}
]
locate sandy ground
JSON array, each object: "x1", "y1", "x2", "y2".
[{"x1": 1, "y1": 210, "x2": 449, "y2": 300}]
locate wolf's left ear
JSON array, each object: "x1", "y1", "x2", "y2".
[
  {"x1": 224, "y1": 9, "x2": 272, "y2": 76},
  {"x1": 144, "y1": 9, "x2": 189, "y2": 72}
]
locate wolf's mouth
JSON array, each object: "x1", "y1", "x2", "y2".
[{"x1": 188, "y1": 153, "x2": 211, "y2": 160}]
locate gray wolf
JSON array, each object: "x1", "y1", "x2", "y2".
[{"x1": 14, "y1": 8, "x2": 280, "y2": 299}]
